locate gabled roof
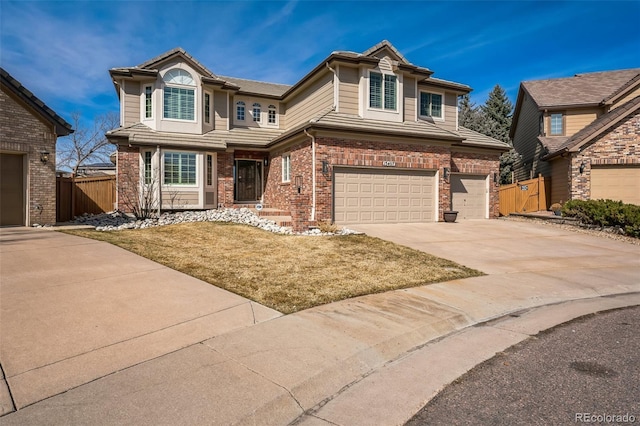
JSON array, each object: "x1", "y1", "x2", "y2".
[
  {"x1": 137, "y1": 47, "x2": 216, "y2": 78},
  {"x1": 522, "y1": 68, "x2": 640, "y2": 109},
  {"x1": 543, "y1": 95, "x2": 640, "y2": 160},
  {"x1": 1, "y1": 67, "x2": 73, "y2": 136},
  {"x1": 362, "y1": 40, "x2": 410, "y2": 64}
]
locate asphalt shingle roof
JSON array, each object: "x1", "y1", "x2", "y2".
[{"x1": 523, "y1": 68, "x2": 640, "y2": 108}]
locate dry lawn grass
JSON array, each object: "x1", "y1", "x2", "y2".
[{"x1": 64, "y1": 223, "x2": 483, "y2": 314}]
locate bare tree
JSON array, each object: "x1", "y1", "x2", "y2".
[
  {"x1": 118, "y1": 170, "x2": 160, "y2": 219},
  {"x1": 57, "y1": 112, "x2": 119, "y2": 175}
]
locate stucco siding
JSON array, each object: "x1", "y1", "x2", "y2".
[
  {"x1": 338, "y1": 66, "x2": 359, "y2": 116},
  {"x1": 123, "y1": 80, "x2": 140, "y2": 127},
  {"x1": 284, "y1": 73, "x2": 333, "y2": 129}
]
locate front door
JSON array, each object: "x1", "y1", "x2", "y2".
[{"x1": 235, "y1": 160, "x2": 263, "y2": 202}]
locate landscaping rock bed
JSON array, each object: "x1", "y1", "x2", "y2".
[{"x1": 65, "y1": 208, "x2": 360, "y2": 236}]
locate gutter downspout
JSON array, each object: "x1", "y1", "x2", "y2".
[
  {"x1": 156, "y1": 145, "x2": 161, "y2": 217},
  {"x1": 304, "y1": 128, "x2": 316, "y2": 222}
]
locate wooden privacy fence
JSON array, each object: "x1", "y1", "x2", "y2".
[
  {"x1": 499, "y1": 175, "x2": 551, "y2": 216},
  {"x1": 57, "y1": 175, "x2": 116, "y2": 222}
]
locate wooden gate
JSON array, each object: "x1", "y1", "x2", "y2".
[
  {"x1": 499, "y1": 175, "x2": 550, "y2": 216},
  {"x1": 56, "y1": 175, "x2": 116, "y2": 222}
]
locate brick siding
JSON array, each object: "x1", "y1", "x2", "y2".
[
  {"x1": 570, "y1": 112, "x2": 639, "y2": 200},
  {"x1": 0, "y1": 88, "x2": 57, "y2": 225},
  {"x1": 115, "y1": 145, "x2": 141, "y2": 212}
]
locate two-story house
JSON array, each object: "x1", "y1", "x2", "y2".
[
  {"x1": 107, "y1": 40, "x2": 509, "y2": 230},
  {"x1": 510, "y1": 69, "x2": 640, "y2": 207}
]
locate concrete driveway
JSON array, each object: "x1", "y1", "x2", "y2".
[
  {"x1": 1, "y1": 220, "x2": 638, "y2": 425},
  {"x1": 0, "y1": 227, "x2": 281, "y2": 414}
]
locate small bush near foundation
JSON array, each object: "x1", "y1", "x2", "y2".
[
  {"x1": 562, "y1": 199, "x2": 640, "y2": 238},
  {"x1": 317, "y1": 221, "x2": 339, "y2": 233}
]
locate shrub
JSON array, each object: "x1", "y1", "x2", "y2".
[
  {"x1": 317, "y1": 221, "x2": 339, "y2": 233},
  {"x1": 562, "y1": 199, "x2": 640, "y2": 238}
]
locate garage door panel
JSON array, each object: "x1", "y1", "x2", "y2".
[
  {"x1": 334, "y1": 168, "x2": 436, "y2": 225},
  {"x1": 591, "y1": 167, "x2": 640, "y2": 205},
  {"x1": 451, "y1": 175, "x2": 487, "y2": 220}
]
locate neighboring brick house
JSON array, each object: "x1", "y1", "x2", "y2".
[
  {"x1": 107, "y1": 41, "x2": 509, "y2": 230},
  {"x1": 0, "y1": 68, "x2": 73, "y2": 226},
  {"x1": 510, "y1": 69, "x2": 640, "y2": 206}
]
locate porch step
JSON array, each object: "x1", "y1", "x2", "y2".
[
  {"x1": 255, "y1": 208, "x2": 291, "y2": 218},
  {"x1": 261, "y1": 216, "x2": 293, "y2": 227}
]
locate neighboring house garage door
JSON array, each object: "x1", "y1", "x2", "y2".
[
  {"x1": 0, "y1": 153, "x2": 25, "y2": 226},
  {"x1": 334, "y1": 168, "x2": 436, "y2": 224},
  {"x1": 591, "y1": 166, "x2": 640, "y2": 205},
  {"x1": 451, "y1": 174, "x2": 487, "y2": 220}
]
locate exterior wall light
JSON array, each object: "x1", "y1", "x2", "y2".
[
  {"x1": 494, "y1": 171, "x2": 499, "y2": 186},
  {"x1": 295, "y1": 175, "x2": 303, "y2": 193},
  {"x1": 264, "y1": 157, "x2": 269, "y2": 167},
  {"x1": 322, "y1": 160, "x2": 329, "y2": 174},
  {"x1": 579, "y1": 160, "x2": 586, "y2": 174},
  {"x1": 443, "y1": 167, "x2": 450, "y2": 183},
  {"x1": 40, "y1": 151, "x2": 50, "y2": 163}
]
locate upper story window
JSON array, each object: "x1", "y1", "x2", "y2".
[
  {"x1": 236, "y1": 101, "x2": 245, "y2": 121},
  {"x1": 163, "y1": 69, "x2": 195, "y2": 121},
  {"x1": 268, "y1": 105, "x2": 277, "y2": 124},
  {"x1": 204, "y1": 93, "x2": 211, "y2": 124},
  {"x1": 370, "y1": 72, "x2": 397, "y2": 111},
  {"x1": 419, "y1": 92, "x2": 443, "y2": 119},
  {"x1": 144, "y1": 86, "x2": 153, "y2": 119},
  {"x1": 253, "y1": 103, "x2": 261, "y2": 122},
  {"x1": 550, "y1": 113, "x2": 564, "y2": 135}
]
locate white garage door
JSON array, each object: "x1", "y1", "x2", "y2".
[
  {"x1": 451, "y1": 174, "x2": 487, "y2": 220},
  {"x1": 334, "y1": 168, "x2": 436, "y2": 225},
  {"x1": 591, "y1": 166, "x2": 640, "y2": 205}
]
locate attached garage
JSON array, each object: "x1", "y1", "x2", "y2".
[
  {"x1": 0, "y1": 153, "x2": 25, "y2": 226},
  {"x1": 333, "y1": 168, "x2": 436, "y2": 225},
  {"x1": 451, "y1": 174, "x2": 488, "y2": 220},
  {"x1": 591, "y1": 166, "x2": 640, "y2": 205}
]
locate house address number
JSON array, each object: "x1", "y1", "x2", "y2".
[{"x1": 382, "y1": 161, "x2": 396, "y2": 167}]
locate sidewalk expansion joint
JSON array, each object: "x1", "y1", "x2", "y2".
[
  {"x1": 7, "y1": 301, "x2": 250, "y2": 380},
  {"x1": 0, "y1": 362, "x2": 17, "y2": 416}
]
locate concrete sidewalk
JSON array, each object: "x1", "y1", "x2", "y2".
[{"x1": 1, "y1": 221, "x2": 639, "y2": 425}]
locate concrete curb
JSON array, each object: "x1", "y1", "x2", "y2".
[{"x1": 294, "y1": 293, "x2": 640, "y2": 426}]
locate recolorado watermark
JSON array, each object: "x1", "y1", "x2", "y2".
[{"x1": 576, "y1": 413, "x2": 636, "y2": 423}]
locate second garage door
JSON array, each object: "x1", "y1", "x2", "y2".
[
  {"x1": 591, "y1": 166, "x2": 640, "y2": 205},
  {"x1": 334, "y1": 168, "x2": 436, "y2": 224},
  {"x1": 451, "y1": 174, "x2": 487, "y2": 220}
]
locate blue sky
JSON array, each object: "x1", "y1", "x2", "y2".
[{"x1": 1, "y1": 0, "x2": 639, "y2": 129}]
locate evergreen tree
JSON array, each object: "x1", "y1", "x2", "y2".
[
  {"x1": 458, "y1": 85, "x2": 517, "y2": 184},
  {"x1": 480, "y1": 85, "x2": 513, "y2": 144}
]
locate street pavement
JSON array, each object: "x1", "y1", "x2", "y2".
[
  {"x1": 1, "y1": 219, "x2": 639, "y2": 425},
  {"x1": 406, "y1": 305, "x2": 639, "y2": 426}
]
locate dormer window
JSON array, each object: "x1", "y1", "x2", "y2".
[
  {"x1": 253, "y1": 103, "x2": 261, "y2": 122},
  {"x1": 268, "y1": 105, "x2": 277, "y2": 124},
  {"x1": 370, "y1": 72, "x2": 397, "y2": 111},
  {"x1": 236, "y1": 101, "x2": 245, "y2": 121},
  {"x1": 163, "y1": 69, "x2": 195, "y2": 121},
  {"x1": 419, "y1": 92, "x2": 443, "y2": 119}
]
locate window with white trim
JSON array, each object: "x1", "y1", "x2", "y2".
[
  {"x1": 143, "y1": 151, "x2": 152, "y2": 184},
  {"x1": 370, "y1": 72, "x2": 397, "y2": 111},
  {"x1": 282, "y1": 153, "x2": 291, "y2": 182},
  {"x1": 236, "y1": 101, "x2": 245, "y2": 121},
  {"x1": 550, "y1": 113, "x2": 563, "y2": 135},
  {"x1": 253, "y1": 103, "x2": 261, "y2": 122},
  {"x1": 144, "y1": 85, "x2": 153, "y2": 119},
  {"x1": 164, "y1": 152, "x2": 196, "y2": 185},
  {"x1": 163, "y1": 69, "x2": 195, "y2": 121},
  {"x1": 204, "y1": 93, "x2": 211, "y2": 124},
  {"x1": 419, "y1": 92, "x2": 443, "y2": 118},
  {"x1": 268, "y1": 105, "x2": 277, "y2": 124}
]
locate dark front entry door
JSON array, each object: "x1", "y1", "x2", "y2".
[
  {"x1": 235, "y1": 160, "x2": 262, "y2": 202},
  {"x1": 0, "y1": 153, "x2": 25, "y2": 226}
]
